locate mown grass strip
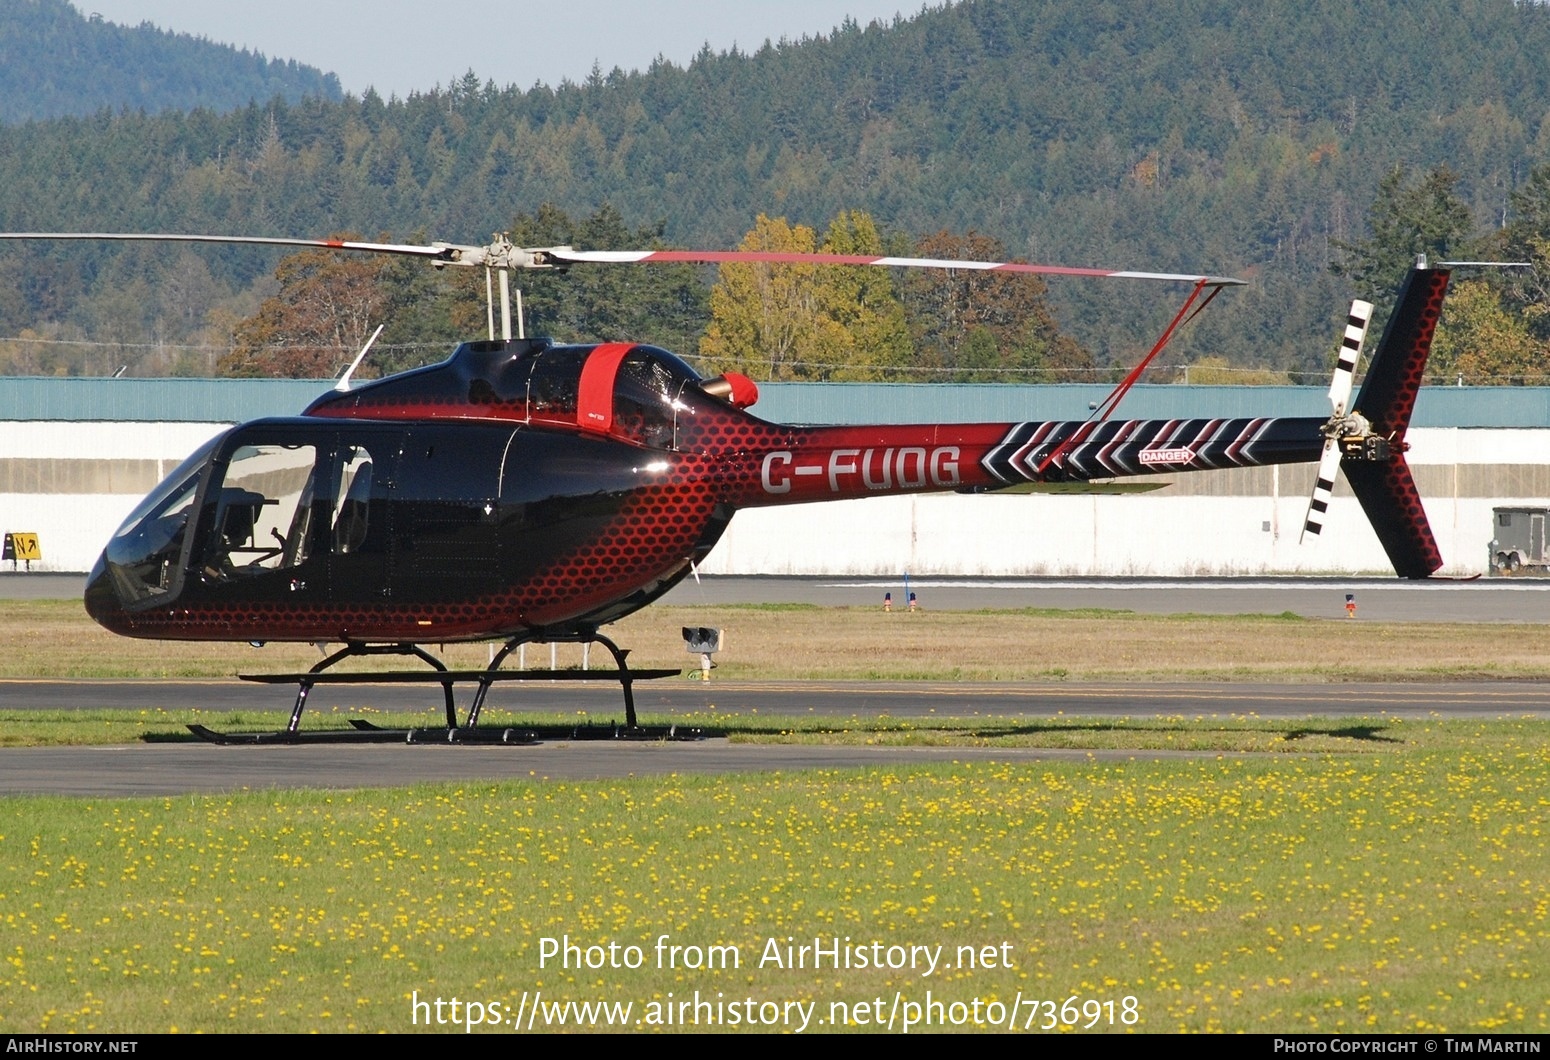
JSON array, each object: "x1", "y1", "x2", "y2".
[{"x1": 5, "y1": 600, "x2": 1550, "y2": 682}]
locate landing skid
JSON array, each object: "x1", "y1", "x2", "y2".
[
  {"x1": 347, "y1": 719, "x2": 705, "y2": 741},
  {"x1": 189, "y1": 631, "x2": 688, "y2": 745},
  {"x1": 188, "y1": 722, "x2": 540, "y2": 746}
]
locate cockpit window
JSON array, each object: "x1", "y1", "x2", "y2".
[
  {"x1": 527, "y1": 347, "x2": 589, "y2": 418},
  {"x1": 613, "y1": 347, "x2": 701, "y2": 449}
]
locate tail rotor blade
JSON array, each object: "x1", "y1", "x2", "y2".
[
  {"x1": 1329, "y1": 299, "x2": 1373, "y2": 416},
  {"x1": 1301, "y1": 298, "x2": 1373, "y2": 544},
  {"x1": 1300, "y1": 439, "x2": 1343, "y2": 542}
]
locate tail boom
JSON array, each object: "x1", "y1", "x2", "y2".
[{"x1": 730, "y1": 414, "x2": 1326, "y2": 507}]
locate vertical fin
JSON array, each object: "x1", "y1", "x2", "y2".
[
  {"x1": 1343, "y1": 459, "x2": 1443, "y2": 579},
  {"x1": 1353, "y1": 266, "x2": 1450, "y2": 439},
  {"x1": 1343, "y1": 263, "x2": 1451, "y2": 578}
]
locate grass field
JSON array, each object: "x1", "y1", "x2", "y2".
[
  {"x1": 2, "y1": 725, "x2": 1548, "y2": 1033},
  {"x1": 2, "y1": 598, "x2": 1549, "y2": 1033}
]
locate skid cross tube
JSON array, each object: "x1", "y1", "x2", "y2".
[
  {"x1": 286, "y1": 642, "x2": 456, "y2": 732},
  {"x1": 466, "y1": 630, "x2": 644, "y2": 728}
]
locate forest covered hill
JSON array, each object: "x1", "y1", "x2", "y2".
[
  {"x1": 0, "y1": 0, "x2": 341, "y2": 123},
  {"x1": 1, "y1": 0, "x2": 1549, "y2": 379}
]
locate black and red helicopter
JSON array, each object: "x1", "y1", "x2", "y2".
[{"x1": 1, "y1": 232, "x2": 1453, "y2": 742}]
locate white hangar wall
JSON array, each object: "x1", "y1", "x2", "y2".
[
  {"x1": 4, "y1": 418, "x2": 1545, "y2": 577},
  {"x1": 701, "y1": 491, "x2": 1468, "y2": 576},
  {"x1": 0, "y1": 421, "x2": 228, "y2": 573}
]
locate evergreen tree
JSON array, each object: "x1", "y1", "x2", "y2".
[
  {"x1": 1492, "y1": 163, "x2": 1550, "y2": 346},
  {"x1": 506, "y1": 203, "x2": 709, "y2": 354},
  {"x1": 1331, "y1": 166, "x2": 1474, "y2": 311}
]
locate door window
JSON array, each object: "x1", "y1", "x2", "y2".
[{"x1": 201, "y1": 444, "x2": 319, "y2": 580}]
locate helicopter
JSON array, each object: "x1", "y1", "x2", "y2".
[{"x1": 0, "y1": 232, "x2": 1453, "y2": 743}]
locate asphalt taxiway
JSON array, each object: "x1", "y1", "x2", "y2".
[{"x1": 4, "y1": 677, "x2": 1548, "y2": 796}]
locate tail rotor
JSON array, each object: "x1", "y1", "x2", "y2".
[
  {"x1": 1298, "y1": 261, "x2": 1450, "y2": 578},
  {"x1": 1300, "y1": 299, "x2": 1374, "y2": 542}
]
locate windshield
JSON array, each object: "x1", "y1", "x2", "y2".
[{"x1": 103, "y1": 431, "x2": 226, "y2": 606}]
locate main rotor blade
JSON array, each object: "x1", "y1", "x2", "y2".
[
  {"x1": 545, "y1": 247, "x2": 1245, "y2": 286},
  {"x1": 0, "y1": 231, "x2": 459, "y2": 260}
]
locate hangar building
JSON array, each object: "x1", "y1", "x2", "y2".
[{"x1": 2, "y1": 377, "x2": 1546, "y2": 577}]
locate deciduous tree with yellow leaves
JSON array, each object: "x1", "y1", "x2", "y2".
[{"x1": 699, "y1": 211, "x2": 910, "y2": 380}]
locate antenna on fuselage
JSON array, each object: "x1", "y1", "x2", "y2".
[{"x1": 335, "y1": 323, "x2": 385, "y2": 392}]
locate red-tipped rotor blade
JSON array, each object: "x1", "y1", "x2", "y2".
[{"x1": 544, "y1": 248, "x2": 1244, "y2": 286}]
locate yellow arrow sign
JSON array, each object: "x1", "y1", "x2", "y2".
[{"x1": 6, "y1": 533, "x2": 40, "y2": 561}]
